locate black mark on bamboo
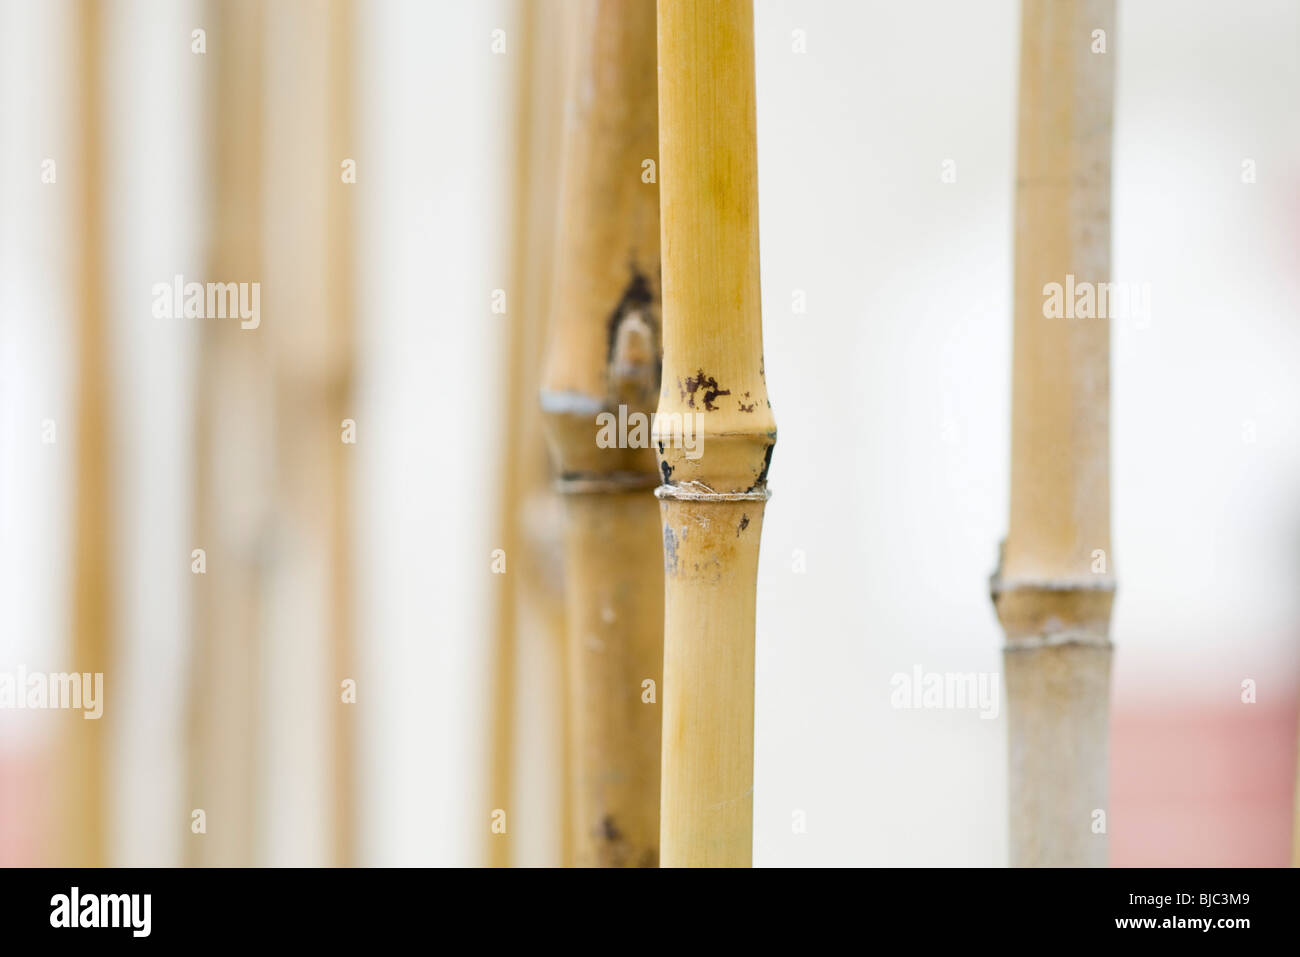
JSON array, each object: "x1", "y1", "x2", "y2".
[
  {"x1": 679, "y1": 369, "x2": 730, "y2": 411},
  {"x1": 605, "y1": 265, "x2": 660, "y2": 406},
  {"x1": 596, "y1": 815, "x2": 656, "y2": 868},
  {"x1": 746, "y1": 440, "x2": 776, "y2": 493}
]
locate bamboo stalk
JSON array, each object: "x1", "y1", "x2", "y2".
[
  {"x1": 531, "y1": 3, "x2": 579, "y2": 870},
  {"x1": 653, "y1": 0, "x2": 774, "y2": 868},
  {"x1": 991, "y1": 0, "x2": 1116, "y2": 868},
  {"x1": 488, "y1": 0, "x2": 570, "y2": 869},
  {"x1": 186, "y1": 0, "x2": 269, "y2": 870},
  {"x1": 1293, "y1": 722, "x2": 1300, "y2": 865},
  {"x1": 540, "y1": 0, "x2": 664, "y2": 868},
  {"x1": 60, "y1": 0, "x2": 111, "y2": 868},
  {"x1": 321, "y1": 0, "x2": 358, "y2": 872},
  {"x1": 262, "y1": 0, "x2": 357, "y2": 866}
]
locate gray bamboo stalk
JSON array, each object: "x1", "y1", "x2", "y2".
[{"x1": 991, "y1": 0, "x2": 1116, "y2": 868}]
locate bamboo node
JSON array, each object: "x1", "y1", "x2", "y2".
[
  {"x1": 989, "y1": 576, "x2": 1116, "y2": 597},
  {"x1": 655, "y1": 481, "x2": 770, "y2": 503},
  {"x1": 554, "y1": 472, "x2": 660, "y2": 494},
  {"x1": 1003, "y1": 632, "x2": 1113, "y2": 651}
]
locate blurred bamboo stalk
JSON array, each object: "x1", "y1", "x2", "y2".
[
  {"x1": 321, "y1": 0, "x2": 358, "y2": 872},
  {"x1": 991, "y1": 0, "x2": 1116, "y2": 868},
  {"x1": 540, "y1": 0, "x2": 664, "y2": 868},
  {"x1": 60, "y1": 0, "x2": 111, "y2": 868},
  {"x1": 654, "y1": 0, "x2": 775, "y2": 868},
  {"x1": 186, "y1": 0, "x2": 270, "y2": 868},
  {"x1": 263, "y1": 0, "x2": 358, "y2": 867},
  {"x1": 1293, "y1": 727, "x2": 1300, "y2": 865},
  {"x1": 487, "y1": 0, "x2": 570, "y2": 868}
]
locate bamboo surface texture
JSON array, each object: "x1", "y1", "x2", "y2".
[
  {"x1": 488, "y1": 0, "x2": 570, "y2": 868},
  {"x1": 263, "y1": 0, "x2": 357, "y2": 867},
  {"x1": 540, "y1": 0, "x2": 664, "y2": 868},
  {"x1": 654, "y1": 0, "x2": 774, "y2": 868},
  {"x1": 61, "y1": 0, "x2": 111, "y2": 868},
  {"x1": 186, "y1": 0, "x2": 269, "y2": 869},
  {"x1": 992, "y1": 0, "x2": 1116, "y2": 868}
]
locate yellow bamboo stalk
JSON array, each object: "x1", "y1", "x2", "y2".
[
  {"x1": 488, "y1": 0, "x2": 570, "y2": 869},
  {"x1": 322, "y1": 0, "x2": 357, "y2": 872},
  {"x1": 1293, "y1": 726, "x2": 1300, "y2": 865},
  {"x1": 60, "y1": 0, "x2": 111, "y2": 868},
  {"x1": 186, "y1": 0, "x2": 269, "y2": 870},
  {"x1": 262, "y1": 0, "x2": 357, "y2": 866},
  {"x1": 991, "y1": 0, "x2": 1115, "y2": 868},
  {"x1": 536, "y1": 3, "x2": 581, "y2": 867},
  {"x1": 540, "y1": 0, "x2": 664, "y2": 868},
  {"x1": 654, "y1": 0, "x2": 774, "y2": 868}
]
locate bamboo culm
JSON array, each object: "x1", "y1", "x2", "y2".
[
  {"x1": 186, "y1": 0, "x2": 270, "y2": 868},
  {"x1": 540, "y1": 0, "x2": 664, "y2": 868},
  {"x1": 62, "y1": 0, "x2": 111, "y2": 868},
  {"x1": 654, "y1": 0, "x2": 774, "y2": 868},
  {"x1": 487, "y1": 0, "x2": 570, "y2": 869},
  {"x1": 991, "y1": 0, "x2": 1116, "y2": 868}
]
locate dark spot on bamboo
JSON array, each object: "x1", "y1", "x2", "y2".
[
  {"x1": 663, "y1": 524, "x2": 678, "y2": 574},
  {"x1": 738, "y1": 513, "x2": 750, "y2": 536},
  {"x1": 605, "y1": 264, "x2": 661, "y2": 404},
  {"x1": 605, "y1": 267, "x2": 655, "y2": 362},
  {"x1": 657, "y1": 439, "x2": 673, "y2": 483},
  {"x1": 679, "y1": 368, "x2": 731, "y2": 411},
  {"x1": 747, "y1": 440, "x2": 776, "y2": 492},
  {"x1": 593, "y1": 817, "x2": 655, "y2": 868},
  {"x1": 738, "y1": 390, "x2": 755, "y2": 413}
]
